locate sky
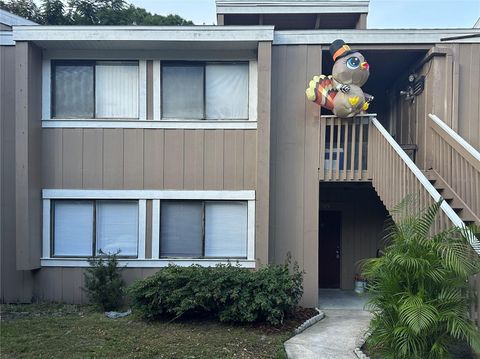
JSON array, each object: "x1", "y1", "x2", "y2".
[{"x1": 129, "y1": 0, "x2": 480, "y2": 28}]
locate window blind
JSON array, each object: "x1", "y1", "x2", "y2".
[
  {"x1": 204, "y1": 201, "x2": 248, "y2": 257},
  {"x1": 96, "y1": 200, "x2": 139, "y2": 256},
  {"x1": 205, "y1": 63, "x2": 248, "y2": 120},
  {"x1": 162, "y1": 65, "x2": 204, "y2": 119},
  {"x1": 53, "y1": 201, "x2": 94, "y2": 256},
  {"x1": 95, "y1": 61, "x2": 139, "y2": 118}
]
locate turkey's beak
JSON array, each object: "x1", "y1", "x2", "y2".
[{"x1": 361, "y1": 62, "x2": 369, "y2": 70}]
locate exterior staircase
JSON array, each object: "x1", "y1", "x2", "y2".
[{"x1": 319, "y1": 112, "x2": 480, "y2": 327}]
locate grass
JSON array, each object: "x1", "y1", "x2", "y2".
[{"x1": 0, "y1": 304, "x2": 314, "y2": 359}]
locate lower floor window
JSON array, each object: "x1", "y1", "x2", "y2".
[
  {"x1": 52, "y1": 200, "x2": 139, "y2": 257},
  {"x1": 160, "y1": 200, "x2": 248, "y2": 259}
]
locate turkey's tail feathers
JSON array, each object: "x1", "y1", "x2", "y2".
[{"x1": 305, "y1": 75, "x2": 336, "y2": 111}]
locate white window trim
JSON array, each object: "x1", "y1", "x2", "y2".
[
  {"x1": 248, "y1": 60, "x2": 258, "y2": 122},
  {"x1": 42, "y1": 56, "x2": 258, "y2": 129},
  {"x1": 42, "y1": 120, "x2": 257, "y2": 130},
  {"x1": 42, "y1": 56, "x2": 147, "y2": 122},
  {"x1": 138, "y1": 61, "x2": 147, "y2": 120},
  {"x1": 157, "y1": 60, "x2": 257, "y2": 122},
  {"x1": 40, "y1": 259, "x2": 256, "y2": 268},
  {"x1": 42, "y1": 190, "x2": 256, "y2": 267},
  {"x1": 43, "y1": 189, "x2": 255, "y2": 200},
  {"x1": 153, "y1": 60, "x2": 161, "y2": 120},
  {"x1": 42, "y1": 197, "x2": 146, "y2": 260},
  {"x1": 138, "y1": 200, "x2": 147, "y2": 259}
]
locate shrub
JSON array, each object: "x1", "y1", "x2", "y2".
[
  {"x1": 83, "y1": 251, "x2": 125, "y2": 311},
  {"x1": 362, "y1": 198, "x2": 480, "y2": 359},
  {"x1": 128, "y1": 260, "x2": 303, "y2": 325}
]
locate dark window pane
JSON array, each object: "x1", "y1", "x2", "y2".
[
  {"x1": 162, "y1": 64, "x2": 204, "y2": 119},
  {"x1": 54, "y1": 64, "x2": 94, "y2": 118},
  {"x1": 160, "y1": 201, "x2": 203, "y2": 257}
]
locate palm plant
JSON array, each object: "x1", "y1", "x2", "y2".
[{"x1": 362, "y1": 197, "x2": 480, "y2": 359}]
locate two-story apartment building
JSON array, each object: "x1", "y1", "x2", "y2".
[{"x1": 1, "y1": 1, "x2": 479, "y2": 314}]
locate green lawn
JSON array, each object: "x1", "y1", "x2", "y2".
[{"x1": 1, "y1": 304, "x2": 312, "y2": 359}]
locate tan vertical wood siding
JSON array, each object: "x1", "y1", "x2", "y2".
[
  {"x1": 42, "y1": 129, "x2": 257, "y2": 190},
  {"x1": 392, "y1": 44, "x2": 480, "y2": 168},
  {"x1": 15, "y1": 41, "x2": 43, "y2": 271},
  {"x1": 255, "y1": 41, "x2": 272, "y2": 266},
  {"x1": 270, "y1": 44, "x2": 321, "y2": 307},
  {"x1": 33, "y1": 268, "x2": 163, "y2": 304},
  {"x1": 1, "y1": 44, "x2": 34, "y2": 302},
  {"x1": 452, "y1": 44, "x2": 480, "y2": 150}
]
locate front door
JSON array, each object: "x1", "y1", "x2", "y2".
[{"x1": 319, "y1": 211, "x2": 341, "y2": 288}]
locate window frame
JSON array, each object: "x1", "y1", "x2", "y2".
[
  {"x1": 159, "y1": 199, "x2": 249, "y2": 260},
  {"x1": 160, "y1": 61, "x2": 250, "y2": 121},
  {"x1": 42, "y1": 54, "x2": 257, "y2": 129},
  {"x1": 42, "y1": 190, "x2": 255, "y2": 267},
  {"x1": 49, "y1": 59, "x2": 142, "y2": 120},
  {"x1": 50, "y1": 199, "x2": 141, "y2": 259}
]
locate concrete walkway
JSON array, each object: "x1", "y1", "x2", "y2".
[{"x1": 284, "y1": 309, "x2": 372, "y2": 359}]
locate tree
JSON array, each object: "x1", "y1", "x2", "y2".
[
  {"x1": 0, "y1": 0, "x2": 194, "y2": 26},
  {"x1": 0, "y1": 0, "x2": 42, "y2": 23},
  {"x1": 41, "y1": 0, "x2": 68, "y2": 25},
  {"x1": 362, "y1": 198, "x2": 480, "y2": 358}
]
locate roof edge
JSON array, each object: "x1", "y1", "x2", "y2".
[
  {"x1": 274, "y1": 28, "x2": 480, "y2": 45},
  {"x1": 13, "y1": 25, "x2": 275, "y2": 42},
  {"x1": 0, "y1": 9, "x2": 37, "y2": 26},
  {"x1": 216, "y1": 0, "x2": 369, "y2": 14}
]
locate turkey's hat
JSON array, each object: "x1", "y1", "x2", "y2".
[{"x1": 330, "y1": 39, "x2": 354, "y2": 62}]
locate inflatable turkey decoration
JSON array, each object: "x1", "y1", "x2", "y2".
[{"x1": 306, "y1": 39, "x2": 374, "y2": 118}]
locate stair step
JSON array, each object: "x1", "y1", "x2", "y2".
[
  {"x1": 444, "y1": 197, "x2": 464, "y2": 210},
  {"x1": 423, "y1": 170, "x2": 480, "y2": 226},
  {"x1": 459, "y1": 213, "x2": 478, "y2": 224}
]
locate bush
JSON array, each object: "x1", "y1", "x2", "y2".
[
  {"x1": 128, "y1": 261, "x2": 303, "y2": 325},
  {"x1": 83, "y1": 251, "x2": 125, "y2": 311},
  {"x1": 362, "y1": 198, "x2": 480, "y2": 359}
]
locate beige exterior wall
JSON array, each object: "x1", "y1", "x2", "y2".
[
  {"x1": 1, "y1": 44, "x2": 35, "y2": 302},
  {"x1": 269, "y1": 44, "x2": 321, "y2": 307},
  {"x1": 391, "y1": 44, "x2": 480, "y2": 171},
  {"x1": 448, "y1": 43, "x2": 480, "y2": 150},
  {"x1": 320, "y1": 183, "x2": 389, "y2": 290},
  {"x1": 3, "y1": 33, "x2": 478, "y2": 307},
  {"x1": 15, "y1": 41, "x2": 43, "y2": 271},
  {"x1": 2, "y1": 39, "x2": 272, "y2": 303},
  {"x1": 42, "y1": 129, "x2": 257, "y2": 190},
  {"x1": 33, "y1": 267, "x2": 163, "y2": 303}
]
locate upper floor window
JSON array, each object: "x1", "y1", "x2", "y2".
[
  {"x1": 52, "y1": 60, "x2": 139, "y2": 119},
  {"x1": 161, "y1": 62, "x2": 249, "y2": 120}
]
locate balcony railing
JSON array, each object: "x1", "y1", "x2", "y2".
[{"x1": 319, "y1": 114, "x2": 371, "y2": 181}]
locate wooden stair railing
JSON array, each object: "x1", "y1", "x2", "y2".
[
  {"x1": 368, "y1": 117, "x2": 480, "y2": 327},
  {"x1": 428, "y1": 113, "x2": 480, "y2": 225}
]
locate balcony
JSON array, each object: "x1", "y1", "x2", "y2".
[{"x1": 319, "y1": 114, "x2": 371, "y2": 182}]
